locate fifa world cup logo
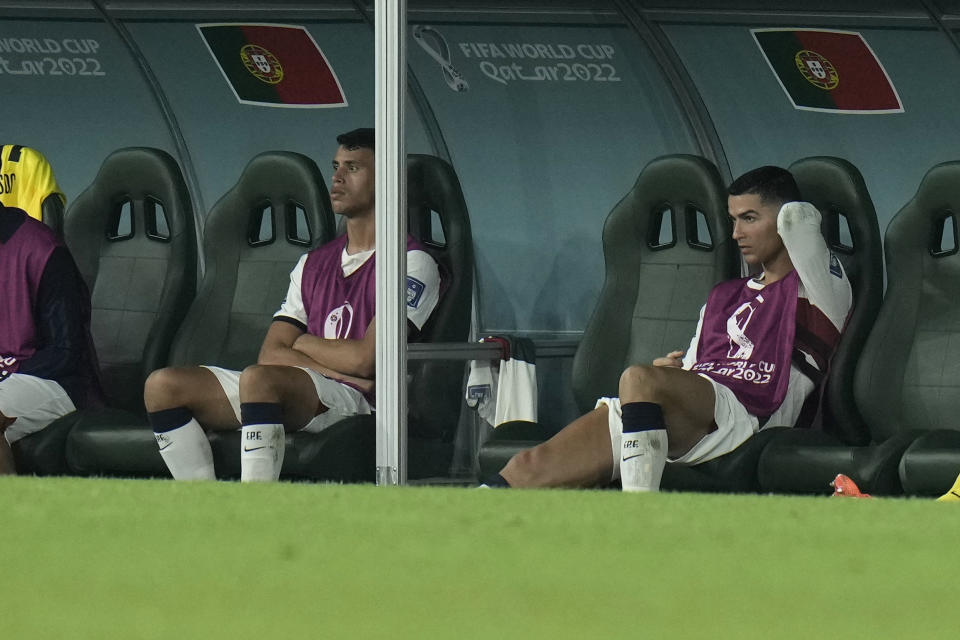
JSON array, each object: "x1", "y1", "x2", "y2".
[
  {"x1": 413, "y1": 25, "x2": 469, "y2": 92},
  {"x1": 726, "y1": 302, "x2": 755, "y2": 359}
]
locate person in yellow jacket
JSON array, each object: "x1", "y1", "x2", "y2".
[{"x1": 0, "y1": 145, "x2": 66, "y2": 222}]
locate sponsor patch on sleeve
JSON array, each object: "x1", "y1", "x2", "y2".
[
  {"x1": 829, "y1": 253, "x2": 843, "y2": 278},
  {"x1": 406, "y1": 276, "x2": 426, "y2": 308},
  {"x1": 467, "y1": 384, "x2": 492, "y2": 404}
]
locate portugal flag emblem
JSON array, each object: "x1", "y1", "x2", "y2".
[
  {"x1": 198, "y1": 23, "x2": 348, "y2": 108},
  {"x1": 752, "y1": 29, "x2": 902, "y2": 114},
  {"x1": 240, "y1": 44, "x2": 283, "y2": 84}
]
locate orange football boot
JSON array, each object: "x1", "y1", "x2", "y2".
[{"x1": 830, "y1": 474, "x2": 872, "y2": 498}]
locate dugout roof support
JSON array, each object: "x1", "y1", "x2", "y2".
[{"x1": 375, "y1": 0, "x2": 408, "y2": 486}]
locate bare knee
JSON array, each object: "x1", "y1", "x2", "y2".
[
  {"x1": 239, "y1": 365, "x2": 284, "y2": 402},
  {"x1": 618, "y1": 365, "x2": 668, "y2": 402},
  {"x1": 144, "y1": 367, "x2": 190, "y2": 412}
]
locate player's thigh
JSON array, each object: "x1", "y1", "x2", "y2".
[
  {"x1": 147, "y1": 365, "x2": 240, "y2": 430},
  {"x1": 238, "y1": 365, "x2": 320, "y2": 431},
  {"x1": 620, "y1": 365, "x2": 717, "y2": 456},
  {"x1": 298, "y1": 372, "x2": 371, "y2": 434},
  {"x1": 669, "y1": 378, "x2": 758, "y2": 465}
]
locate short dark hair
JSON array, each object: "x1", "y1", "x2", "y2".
[
  {"x1": 728, "y1": 166, "x2": 801, "y2": 207},
  {"x1": 336, "y1": 128, "x2": 375, "y2": 151}
]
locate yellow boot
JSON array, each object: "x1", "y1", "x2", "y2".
[{"x1": 936, "y1": 471, "x2": 960, "y2": 502}]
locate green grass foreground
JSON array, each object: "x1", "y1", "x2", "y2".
[{"x1": 1, "y1": 477, "x2": 958, "y2": 639}]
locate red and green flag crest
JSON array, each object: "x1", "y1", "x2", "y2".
[
  {"x1": 197, "y1": 23, "x2": 348, "y2": 108},
  {"x1": 752, "y1": 28, "x2": 903, "y2": 114}
]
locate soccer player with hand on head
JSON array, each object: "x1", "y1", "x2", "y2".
[{"x1": 489, "y1": 166, "x2": 852, "y2": 491}]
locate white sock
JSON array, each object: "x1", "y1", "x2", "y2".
[
  {"x1": 620, "y1": 429, "x2": 667, "y2": 492},
  {"x1": 240, "y1": 424, "x2": 285, "y2": 482},
  {"x1": 155, "y1": 419, "x2": 215, "y2": 481}
]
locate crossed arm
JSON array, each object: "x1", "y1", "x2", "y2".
[{"x1": 257, "y1": 320, "x2": 376, "y2": 394}]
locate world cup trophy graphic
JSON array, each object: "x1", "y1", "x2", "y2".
[
  {"x1": 413, "y1": 25, "x2": 469, "y2": 92},
  {"x1": 726, "y1": 301, "x2": 755, "y2": 360}
]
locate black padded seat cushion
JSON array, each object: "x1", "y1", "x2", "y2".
[
  {"x1": 898, "y1": 429, "x2": 960, "y2": 496},
  {"x1": 64, "y1": 147, "x2": 196, "y2": 415},
  {"x1": 65, "y1": 410, "x2": 375, "y2": 481},
  {"x1": 789, "y1": 156, "x2": 883, "y2": 445},
  {"x1": 41, "y1": 192, "x2": 65, "y2": 237},
  {"x1": 660, "y1": 427, "x2": 789, "y2": 493},
  {"x1": 65, "y1": 412, "x2": 451, "y2": 482},
  {"x1": 838, "y1": 162, "x2": 960, "y2": 497},
  {"x1": 65, "y1": 408, "x2": 169, "y2": 478},
  {"x1": 11, "y1": 412, "x2": 84, "y2": 475},
  {"x1": 13, "y1": 148, "x2": 196, "y2": 475},
  {"x1": 572, "y1": 154, "x2": 737, "y2": 413},
  {"x1": 63, "y1": 153, "x2": 471, "y2": 483},
  {"x1": 64, "y1": 150, "x2": 336, "y2": 479},
  {"x1": 854, "y1": 161, "x2": 960, "y2": 443},
  {"x1": 757, "y1": 429, "x2": 918, "y2": 495},
  {"x1": 477, "y1": 154, "x2": 736, "y2": 480},
  {"x1": 406, "y1": 154, "x2": 474, "y2": 442},
  {"x1": 167, "y1": 151, "x2": 334, "y2": 370}
]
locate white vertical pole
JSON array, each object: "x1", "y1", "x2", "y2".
[{"x1": 375, "y1": 0, "x2": 407, "y2": 485}]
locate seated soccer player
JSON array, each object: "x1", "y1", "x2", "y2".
[
  {"x1": 494, "y1": 166, "x2": 852, "y2": 490},
  {"x1": 144, "y1": 128, "x2": 442, "y2": 482},
  {"x1": 0, "y1": 205, "x2": 102, "y2": 474}
]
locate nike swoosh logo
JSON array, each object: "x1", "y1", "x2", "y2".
[
  {"x1": 622, "y1": 453, "x2": 645, "y2": 462},
  {"x1": 244, "y1": 446, "x2": 268, "y2": 452},
  {"x1": 157, "y1": 443, "x2": 173, "y2": 452}
]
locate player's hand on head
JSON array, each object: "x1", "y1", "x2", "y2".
[{"x1": 652, "y1": 350, "x2": 684, "y2": 367}]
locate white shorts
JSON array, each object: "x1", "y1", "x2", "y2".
[
  {"x1": 201, "y1": 365, "x2": 372, "y2": 433},
  {"x1": 0, "y1": 374, "x2": 77, "y2": 444},
  {"x1": 599, "y1": 376, "x2": 760, "y2": 481}
]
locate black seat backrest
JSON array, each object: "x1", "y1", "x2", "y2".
[
  {"x1": 169, "y1": 151, "x2": 335, "y2": 369},
  {"x1": 572, "y1": 154, "x2": 737, "y2": 412},
  {"x1": 855, "y1": 161, "x2": 960, "y2": 442},
  {"x1": 1, "y1": 144, "x2": 66, "y2": 236},
  {"x1": 789, "y1": 156, "x2": 883, "y2": 445},
  {"x1": 406, "y1": 154, "x2": 474, "y2": 440},
  {"x1": 65, "y1": 147, "x2": 196, "y2": 414}
]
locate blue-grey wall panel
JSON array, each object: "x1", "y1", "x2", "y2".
[
  {"x1": 408, "y1": 22, "x2": 700, "y2": 335},
  {"x1": 665, "y1": 23, "x2": 960, "y2": 232},
  {"x1": 124, "y1": 19, "x2": 432, "y2": 213},
  {"x1": 0, "y1": 18, "x2": 176, "y2": 203}
]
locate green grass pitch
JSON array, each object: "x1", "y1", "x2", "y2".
[{"x1": 2, "y1": 476, "x2": 959, "y2": 639}]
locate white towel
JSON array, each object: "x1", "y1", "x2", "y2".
[{"x1": 465, "y1": 337, "x2": 537, "y2": 427}]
